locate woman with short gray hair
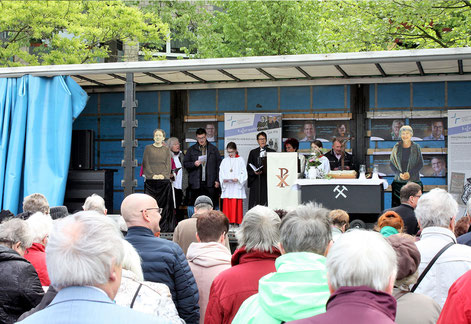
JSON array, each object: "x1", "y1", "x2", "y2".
[{"x1": 0, "y1": 218, "x2": 44, "y2": 323}]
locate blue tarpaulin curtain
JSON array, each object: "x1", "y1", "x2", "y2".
[{"x1": 0, "y1": 75, "x2": 88, "y2": 214}]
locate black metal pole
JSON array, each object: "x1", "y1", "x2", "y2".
[{"x1": 121, "y1": 72, "x2": 138, "y2": 197}]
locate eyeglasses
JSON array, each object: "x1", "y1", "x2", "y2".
[
  {"x1": 227, "y1": 150, "x2": 236, "y2": 154},
  {"x1": 140, "y1": 207, "x2": 163, "y2": 214}
]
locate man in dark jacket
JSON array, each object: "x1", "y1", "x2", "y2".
[
  {"x1": 383, "y1": 182, "x2": 421, "y2": 235},
  {"x1": 183, "y1": 128, "x2": 221, "y2": 208},
  {"x1": 122, "y1": 193, "x2": 200, "y2": 324},
  {"x1": 288, "y1": 230, "x2": 397, "y2": 324},
  {"x1": 324, "y1": 137, "x2": 354, "y2": 171},
  {"x1": 0, "y1": 218, "x2": 44, "y2": 324}
]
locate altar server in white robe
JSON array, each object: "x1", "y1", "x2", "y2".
[{"x1": 219, "y1": 142, "x2": 248, "y2": 225}]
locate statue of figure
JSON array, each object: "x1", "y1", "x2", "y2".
[
  {"x1": 390, "y1": 125, "x2": 424, "y2": 207},
  {"x1": 142, "y1": 129, "x2": 171, "y2": 180},
  {"x1": 142, "y1": 129, "x2": 175, "y2": 232}
]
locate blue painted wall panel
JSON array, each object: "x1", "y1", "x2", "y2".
[
  {"x1": 189, "y1": 89, "x2": 216, "y2": 112},
  {"x1": 218, "y1": 88, "x2": 245, "y2": 111},
  {"x1": 376, "y1": 83, "x2": 410, "y2": 108},
  {"x1": 160, "y1": 115, "x2": 171, "y2": 137},
  {"x1": 136, "y1": 92, "x2": 158, "y2": 113},
  {"x1": 448, "y1": 81, "x2": 471, "y2": 107},
  {"x1": 99, "y1": 141, "x2": 123, "y2": 165},
  {"x1": 413, "y1": 82, "x2": 445, "y2": 108},
  {"x1": 313, "y1": 85, "x2": 346, "y2": 111},
  {"x1": 82, "y1": 94, "x2": 98, "y2": 114},
  {"x1": 160, "y1": 91, "x2": 171, "y2": 113},
  {"x1": 136, "y1": 115, "x2": 159, "y2": 138},
  {"x1": 280, "y1": 87, "x2": 310, "y2": 110},
  {"x1": 100, "y1": 93, "x2": 123, "y2": 114},
  {"x1": 100, "y1": 116, "x2": 123, "y2": 139},
  {"x1": 247, "y1": 87, "x2": 278, "y2": 111}
]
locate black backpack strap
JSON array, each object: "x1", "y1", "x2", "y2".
[
  {"x1": 130, "y1": 283, "x2": 143, "y2": 308},
  {"x1": 411, "y1": 241, "x2": 454, "y2": 292}
]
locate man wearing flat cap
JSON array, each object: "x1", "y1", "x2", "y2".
[{"x1": 173, "y1": 195, "x2": 230, "y2": 255}]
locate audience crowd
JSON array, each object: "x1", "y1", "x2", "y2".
[{"x1": 1, "y1": 184, "x2": 471, "y2": 323}]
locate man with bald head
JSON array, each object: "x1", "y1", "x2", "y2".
[{"x1": 122, "y1": 193, "x2": 200, "y2": 324}]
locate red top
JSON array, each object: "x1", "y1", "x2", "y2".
[
  {"x1": 205, "y1": 246, "x2": 281, "y2": 324},
  {"x1": 24, "y1": 242, "x2": 50, "y2": 286}
]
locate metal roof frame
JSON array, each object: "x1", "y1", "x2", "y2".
[{"x1": 1, "y1": 48, "x2": 471, "y2": 91}]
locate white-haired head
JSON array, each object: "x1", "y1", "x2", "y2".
[
  {"x1": 0, "y1": 218, "x2": 33, "y2": 255},
  {"x1": 415, "y1": 188, "x2": 458, "y2": 229},
  {"x1": 280, "y1": 203, "x2": 332, "y2": 255},
  {"x1": 46, "y1": 211, "x2": 124, "y2": 291},
  {"x1": 121, "y1": 239, "x2": 144, "y2": 281},
  {"x1": 467, "y1": 196, "x2": 471, "y2": 218},
  {"x1": 25, "y1": 212, "x2": 53, "y2": 245},
  {"x1": 83, "y1": 194, "x2": 107, "y2": 215},
  {"x1": 327, "y1": 230, "x2": 397, "y2": 294},
  {"x1": 236, "y1": 205, "x2": 281, "y2": 253}
]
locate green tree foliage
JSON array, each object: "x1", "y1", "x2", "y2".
[
  {"x1": 0, "y1": 0, "x2": 169, "y2": 66},
  {"x1": 195, "y1": 0, "x2": 321, "y2": 58},
  {"x1": 320, "y1": 0, "x2": 471, "y2": 52},
  {"x1": 142, "y1": 1, "x2": 210, "y2": 55}
]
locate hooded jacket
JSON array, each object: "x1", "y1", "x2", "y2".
[
  {"x1": 0, "y1": 245, "x2": 44, "y2": 324},
  {"x1": 187, "y1": 242, "x2": 232, "y2": 324},
  {"x1": 232, "y1": 252, "x2": 330, "y2": 324},
  {"x1": 288, "y1": 286, "x2": 397, "y2": 324},
  {"x1": 204, "y1": 246, "x2": 281, "y2": 324}
]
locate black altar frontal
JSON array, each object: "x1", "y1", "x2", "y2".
[{"x1": 296, "y1": 179, "x2": 386, "y2": 214}]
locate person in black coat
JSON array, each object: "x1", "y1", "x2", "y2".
[
  {"x1": 0, "y1": 218, "x2": 44, "y2": 324},
  {"x1": 382, "y1": 182, "x2": 421, "y2": 235},
  {"x1": 183, "y1": 128, "x2": 221, "y2": 208},
  {"x1": 247, "y1": 132, "x2": 276, "y2": 208}
]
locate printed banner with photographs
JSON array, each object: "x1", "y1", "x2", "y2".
[
  {"x1": 282, "y1": 119, "x2": 352, "y2": 144},
  {"x1": 370, "y1": 154, "x2": 446, "y2": 177},
  {"x1": 448, "y1": 110, "x2": 471, "y2": 209},
  {"x1": 224, "y1": 113, "x2": 282, "y2": 164},
  {"x1": 183, "y1": 121, "x2": 218, "y2": 150},
  {"x1": 370, "y1": 118, "x2": 446, "y2": 141}
]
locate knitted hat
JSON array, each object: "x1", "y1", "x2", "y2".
[
  {"x1": 194, "y1": 195, "x2": 213, "y2": 208},
  {"x1": 386, "y1": 234, "x2": 421, "y2": 281},
  {"x1": 380, "y1": 226, "x2": 398, "y2": 238}
]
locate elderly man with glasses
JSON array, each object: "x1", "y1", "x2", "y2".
[{"x1": 122, "y1": 193, "x2": 200, "y2": 324}]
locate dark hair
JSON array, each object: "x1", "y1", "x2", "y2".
[
  {"x1": 331, "y1": 137, "x2": 343, "y2": 145},
  {"x1": 273, "y1": 209, "x2": 288, "y2": 220},
  {"x1": 400, "y1": 182, "x2": 422, "y2": 202},
  {"x1": 455, "y1": 216, "x2": 471, "y2": 237},
  {"x1": 226, "y1": 142, "x2": 237, "y2": 151},
  {"x1": 311, "y1": 140, "x2": 323, "y2": 148},
  {"x1": 196, "y1": 128, "x2": 206, "y2": 136},
  {"x1": 284, "y1": 138, "x2": 299, "y2": 151},
  {"x1": 257, "y1": 132, "x2": 267, "y2": 140},
  {"x1": 196, "y1": 210, "x2": 229, "y2": 242}
]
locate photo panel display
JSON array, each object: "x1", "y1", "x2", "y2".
[
  {"x1": 370, "y1": 119, "x2": 405, "y2": 141},
  {"x1": 183, "y1": 121, "x2": 218, "y2": 150},
  {"x1": 283, "y1": 119, "x2": 352, "y2": 144},
  {"x1": 409, "y1": 118, "x2": 446, "y2": 141},
  {"x1": 422, "y1": 155, "x2": 447, "y2": 177}
]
